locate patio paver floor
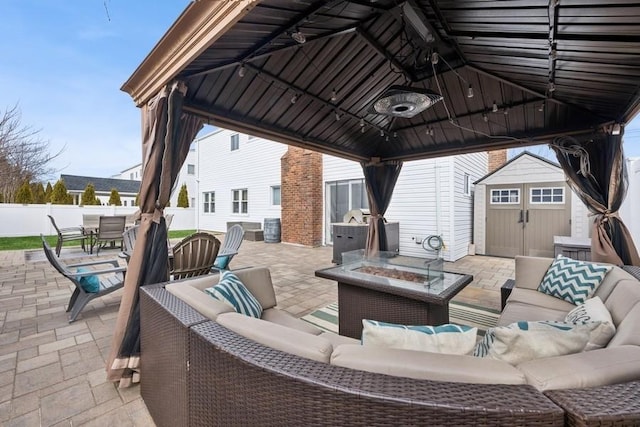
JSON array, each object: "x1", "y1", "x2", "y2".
[{"x1": 0, "y1": 239, "x2": 513, "y2": 426}]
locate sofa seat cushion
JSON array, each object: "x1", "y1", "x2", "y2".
[
  {"x1": 217, "y1": 312, "x2": 334, "y2": 363},
  {"x1": 474, "y1": 321, "x2": 599, "y2": 365},
  {"x1": 167, "y1": 279, "x2": 234, "y2": 320},
  {"x1": 331, "y1": 344, "x2": 527, "y2": 385},
  {"x1": 607, "y1": 302, "x2": 640, "y2": 347},
  {"x1": 506, "y1": 288, "x2": 576, "y2": 312},
  {"x1": 498, "y1": 301, "x2": 568, "y2": 327},
  {"x1": 517, "y1": 345, "x2": 640, "y2": 391},
  {"x1": 261, "y1": 308, "x2": 323, "y2": 335},
  {"x1": 362, "y1": 320, "x2": 477, "y2": 355},
  {"x1": 538, "y1": 255, "x2": 612, "y2": 305}
]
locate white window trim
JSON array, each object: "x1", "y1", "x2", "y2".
[
  {"x1": 490, "y1": 188, "x2": 520, "y2": 205},
  {"x1": 203, "y1": 191, "x2": 215, "y2": 214},
  {"x1": 232, "y1": 188, "x2": 249, "y2": 215},
  {"x1": 529, "y1": 187, "x2": 565, "y2": 204},
  {"x1": 463, "y1": 173, "x2": 471, "y2": 196},
  {"x1": 270, "y1": 185, "x2": 281, "y2": 206}
]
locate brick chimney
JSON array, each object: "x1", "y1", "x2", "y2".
[
  {"x1": 487, "y1": 149, "x2": 507, "y2": 173},
  {"x1": 281, "y1": 147, "x2": 323, "y2": 247}
]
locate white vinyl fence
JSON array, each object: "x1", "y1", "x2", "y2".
[{"x1": 0, "y1": 204, "x2": 195, "y2": 237}]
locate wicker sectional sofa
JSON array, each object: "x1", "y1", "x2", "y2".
[{"x1": 139, "y1": 259, "x2": 640, "y2": 426}]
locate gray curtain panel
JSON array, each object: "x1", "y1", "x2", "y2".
[
  {"x1": 551, "y1": 133, "x2": 640, "y2": 266},
  {"x1": 106, "y1": 81, "x2": 204, "y2": 387},
  {"x1": 361, "y1": 160, "x2": 403, "y2": 256}
]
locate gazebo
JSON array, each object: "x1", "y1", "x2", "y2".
[{"x1": 108, "y1": 0, "x2": 640, "y2": 386}]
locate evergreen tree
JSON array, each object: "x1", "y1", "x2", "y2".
[
  {"x1": 15, "y1": 181, "x2": 33, "y2": 204},
  {"x1": 33, "y1": 182, "x2": 46, "y2": 204},
  {"x1": 109, "y1": 188, "x2": 122, "y2": 206},
  {"x1": 177, "y1": 184, "x2": 189, "y2": 208},
  {"x1": 44, "y1": 182, "x2": 53, "y2": 203},
  {"x1": 134, "y1": 193, "x2": 139, "y2": 206},
  {"x1": 50, "y1": 179, "x2": 70, "y2": 204},
  {"x1": 81, "y1": 183, "x2": 99, "y2": 206}
]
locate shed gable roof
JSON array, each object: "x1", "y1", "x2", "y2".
[{"x1": 60, "y1": 175, "x2": 141, "y2": 194}]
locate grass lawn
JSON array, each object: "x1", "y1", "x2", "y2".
[{"x1": 0, "y1": 230, "x2": 197, "y2": 251}]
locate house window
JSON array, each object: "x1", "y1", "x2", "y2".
[
  {"x1": 230, "y1": 134, "x2": 240, "y2": 151},
  {"x1": 123, "y1": 201, "x2": 127, "y2": 207},
  {"x1": 232, "y1": 189, "x2": 248, "y2": 214},
  {"x1": 191, "y1": 197, "x2": 195, "y2": 207},
  {"x1": 463, "y1": 173, "x2": 471, "y2": 196},
  {"x1": 187, "y1": 164, "x2": 195, "y2": 175},
  {"x1": 203, "y1": 191, "x2": 215, "y2": 213},
  {"x1": 490, "y1": 188, "x2": 520, "y2": 204},
  {"x1": 271, "y1": 185, "x2": 281, "y2": 206},
  {"x1": 130, "y1": 173, "x2": 134, "y2": 180},
  {"x1": 530, "y1": 187, "x2": 564, "y2": 204}
]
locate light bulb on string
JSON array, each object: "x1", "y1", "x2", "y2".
[
  {"x1": 492, "y1": 102, "x2": 498, "y2": 113},
  {"x1": 291, "y1": 94, "x2": 298, "y2": 104},
  {"x1": 330, "y1": 89, "x2": 337, "y2": 102},
  {"x1": 238, "y1": 65, "x2": 246, "y2": 78},
  {"x1": 335, "y1": 112, "x2": 341, "y2": 121},
  {"x1": 467, "y1": 85, "x2": 474, "y2": 98}
]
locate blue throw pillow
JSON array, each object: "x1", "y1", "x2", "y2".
[
  {"x1": 538, "y1": 255, "x2": 612, "y2": 305},
  {"x1": 213, "y1": 255, "x2": 230, "y2": 270},
  {"x1": 204, "y1": 271, "x2": 262, "y2": 318},
  {"x1": 76, "y1": 267, "x2": 100, "y2": 293}
]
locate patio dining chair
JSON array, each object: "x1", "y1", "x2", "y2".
[
  {"x1": 212, "y1": 224, "x2": 245, "y2": 271},
  {"x1": 170, "y1": 232, "x2": 221, "y2": 280},
  {"x1": 41, "y1": 236, "x2": 126, "y2": 322},
  {"x1": 47, "y1": 215, "x2": 87, "y2": 257},
  {"x1": 94, "y1": 215, "x2": 127, "y2": 255}
]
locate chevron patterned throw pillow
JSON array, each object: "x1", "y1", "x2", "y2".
[
  {"x1": 204, "y1": 271, "x2": 263, "y2": 318},
  {"x1": 538, "y1": 255, "x2": 612, "y2": 305}
]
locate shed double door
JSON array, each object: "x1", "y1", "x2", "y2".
[{"x1": 486, "y1": 182, "x2": 571, "y2": 258}]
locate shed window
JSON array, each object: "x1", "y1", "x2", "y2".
[
  {"x1": 530, "y1": 187, "x2": 564, "y2": 204},
  {"x1": 490, "y1": 189, "x2": 520, "y2": 204}
]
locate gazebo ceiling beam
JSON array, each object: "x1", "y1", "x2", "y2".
[
  {"x1": 356, "y1": 27, "x2": 416, "y2": 82},
  {"x1": 185, "y1": 25, "x2": 359, "y2": 79}
]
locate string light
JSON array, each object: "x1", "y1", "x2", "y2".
[
  {"x1": 385, "y1": 136, "x2": 389, "y2": 141},
  {"x1": 393, "y1": 132, "x2": 397, "y2": 137},
  {"x1": 360, "y1": 118, "x2": 365, "y2": 127},
  {"x1": 361, "y1": 126, "x2": 366, "y2": 133},
  {"x1": 467, "y1": 85, "x2": 474, "y2": 98},
  {"x1": 330, "y1": 89, "x2": 337, "y2": 102},
  {"x1": 291, "y1": 94, "x2": 298, "y2": 104},
  {"x1": 548, "y1": 82, "x2": 556, "y2": 92},
  {"x1": 430, "y1": 52, "x2": 439, "y2": 64},
  {"x1": 503, "y1": 107, "x2": 509, "y2": 115},
  {"x1": 538, "y1": 103, "x2": 544, "y2": 112},
  {"x1": 380, "y1": 129, "x2": 384, "y2": 136},
  {"x1": 482, "y1": 113, "x2": 488, "y2": 122},
  {"x1": 238, "y1": 65, "x2": 246, "y2": 78},
  {"x1": 335, "y1": 112, "x2": 341, "y2": 121},
  {"x1": 492, "y1": 101, "x2": 498, "y2": 113}
]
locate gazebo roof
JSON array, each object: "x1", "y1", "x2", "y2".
[{"x1": 122, "y1": 0, "x2": 640, "y2": 162}]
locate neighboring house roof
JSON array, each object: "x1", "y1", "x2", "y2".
[
  {"x1": 474, "y1": 151, "x2": 560, "y2": 184},
  {"x1": 60, "y1": 174, "x2": 141, "y2": 194}
]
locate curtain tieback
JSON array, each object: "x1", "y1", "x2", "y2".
[
  {"x1": 590, "y1": 210, "x2": 620, "y2": 223},
  {"x1": 370, "y1": 214, "x2": 386, "y2": 223}
]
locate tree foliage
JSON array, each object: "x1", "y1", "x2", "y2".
[
  {"x1": 15, "y1": 181, "x2": 33, "y2": 204},
  {"x1": 109, "y1": 188, "x2": 122, "y2": 206},
  {"x1": 51, "y1": 179, "x2": 72, "y2": 205},
  {"x1": 177, "y1": 183, "x2": 189, "y2": 208},
  {"x1": 44, "y1": 182, "x2": 53, "y2": 203},
  {"x1": 0, "y1": 105, "x2": 62, "y2": 203},
  {"x1": 81, "y1": 183, "x2": 100, "y2": 206},
  {"x1": 31, "y1": 182, "x2": 46, "y2": 204}
]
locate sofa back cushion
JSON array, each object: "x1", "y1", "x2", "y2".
[
  {"x1": 593, "y1": 267, "x2": 637, "y2": 303},
  {"x1": 217, "y1": 312, "x2": 334, "y2": 363},
  {"x1": 598, "y1": 278, "x2": 640, "y2": 326},
  {"x1": 331, "y1": 344, "x2": 527, "y2": 385},
  {"x1": 167, "y1": 276, "x2": 235, "y2": 320},
  {"x1": 607, "y1": 302, "x2": 640, "y2": 347},
  {"x1": 232, "y1": 268, "x2": 277, "y2": 309},
  {"x1": 515, "y1": 256, "x2": 553, "y2": 290}
]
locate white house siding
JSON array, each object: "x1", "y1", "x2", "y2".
[
  {"x1": 196, "y1": 130, "x2": 287, "y2": 233},
  {"x1": 474, "y1": 184, "x2": 487, "y2": 254},
  {"x1": 620, "y1": 157, "x2": 640, "y2": 248},
  {"x1": 323, "y1": 153, "x2": 487, "y2": 262},
  {"x1": 453, "y1": 152, "x2": 488, "y2": 260}
]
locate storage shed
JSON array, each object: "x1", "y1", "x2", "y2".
[{"x1": 473, "y1": 152, "x2": 589, "y2": 258}]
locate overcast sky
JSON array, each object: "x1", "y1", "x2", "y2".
[{"x1": 1, "y1": 1, "x2": 638, "y2": 183}]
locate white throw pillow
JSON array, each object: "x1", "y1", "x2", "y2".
[
  {"x1": 565, "y1": 296, "x2": 616, "y2": 350},
  {"x1": 362, "y1": 320, "x2": 478, "y2": 355},
  {"x1": 473, "y1": 320, "x2": 601, "y2": 365}
]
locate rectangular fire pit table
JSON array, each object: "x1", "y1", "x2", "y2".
[{"x1": 315, "y1": 254, "x2": 473, "y2": 339}]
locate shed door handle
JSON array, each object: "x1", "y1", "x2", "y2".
[
  {"x1": 518, "y1": 210, "x2": 523, "y2": 223},
  {"x1": 526, "y1": 210, "x2": 529, "y2": 223}
]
